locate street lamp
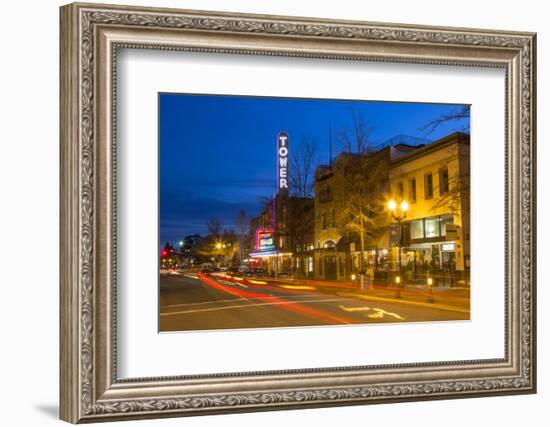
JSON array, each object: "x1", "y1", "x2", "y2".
[
  {"x1": 215, "y1": 241, "x2": 228, "y2": 267},
  {"x1": 388, "y1": 198, "x2": 409, "y2": 297}
]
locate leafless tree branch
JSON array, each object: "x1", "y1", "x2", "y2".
[
  {"x1": 420, "y1": 105, "x2": 471, "y2": 135},
  {"x1": 289, "y1": 137, "x2": 320, "y2": 198}
]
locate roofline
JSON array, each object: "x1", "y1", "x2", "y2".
[
  {"x1": 390, "y1": 132, "x2": 469, "y2": 166},
  {"x1": 314, "y1": 132, "x2": 468, "y2": 179}
]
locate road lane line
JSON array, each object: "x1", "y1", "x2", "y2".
[
  {"x1": 339, "y1": 292, "x2": 470, "y2": 314},
  {"x1": 367, "y1": 311, "x2": 384, "y2": 319},
  {"x1": 161, "y1": 298, "x2": 248, "y2": 309},
  {"x1": 338, "y1": 305, "x2": 372, "y2": 312},
  {"x1": 161, "y1": 294, "x2": 326, "y2": 309},
  {"x1": 338, "y1": 305, "x2": 405, "y2": 320},
  {"x1": 160, "y1": 298, "x2": 351, "y2": 316},
  {"x1": 368, "y1": 308, "x2": 405, "y2": 320}
]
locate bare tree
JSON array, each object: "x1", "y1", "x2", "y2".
[
  {"x1": 335, "y1": 154, "x2": 389, "y2": 278},
  {"x1": 289, "y1": 137, "x2": 320, "y2": 198},
  {"x1": 285, "y1": 198, "x2": 314, "y2": 277},
  {"x1": 336, "y1": 110, "x2": 375, "y2": 155},
  {"x1": 420, "y1": 105, "x2": 471, "y2": 135},
  {"x1": 333, "y1": 113, "x2": 387, "y2": 288},
  {"x1": 255, "y1": 196, "x2": 275, "y2": 227},
  {"x1": 235, "y1": 209, "x2": 249, "y2": 262},
  {"x1": 430, "y1": 146, "x2": 470, "y2": 220},
  {"x1": 235, "y1": 209, "x2": 248, "y2": 235},
  {"x1": 432, "y1": 172, "x2": 469, "y2": 216},
  {"x1": 206, "y1": 217, "x2": 223, "y2": 238}
]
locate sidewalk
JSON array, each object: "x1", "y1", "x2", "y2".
[{"x1": 261, "y1": 276, "x2": 470, "y2": 313}]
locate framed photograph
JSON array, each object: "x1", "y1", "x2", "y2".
[{"x1": 60, "y1": 2, "x2": 536, "y2": 423}]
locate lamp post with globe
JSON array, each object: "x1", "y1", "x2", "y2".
[{"x1": 388, "y1": 199, "x2": 409, "y2": 298}]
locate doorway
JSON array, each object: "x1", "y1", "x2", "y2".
[{"x1": 324, "y1": 255, "x2": 337, "y2": 280}]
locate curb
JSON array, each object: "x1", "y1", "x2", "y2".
[{"x1": 337, "y1": 291, "x2": 471, "y2": 314}]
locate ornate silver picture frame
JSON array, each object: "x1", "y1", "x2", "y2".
[{"x1": 60, "y1": 2, "x2": 536, "y2": 423}]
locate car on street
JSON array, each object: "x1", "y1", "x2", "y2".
[{"x1": 246, "y1": 267, "x2": 269, "y2": 277}]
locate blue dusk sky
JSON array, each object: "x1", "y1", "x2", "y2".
[{"x1": 159, "y1": 93, "x2": 470, "y2": 244}]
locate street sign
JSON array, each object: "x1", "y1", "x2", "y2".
[{"x1": 277, "y1": 131, "x2": 289, "y2": 191}]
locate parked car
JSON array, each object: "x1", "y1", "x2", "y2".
[
  {"x1": 237, "y1": 265, "x2": 250, "y2": 273},
  {"x1": 199, "y1": 262, "x2": 214, "y2": 270}
]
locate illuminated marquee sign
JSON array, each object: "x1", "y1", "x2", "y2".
[
  {"x1": 255, "y1": 228, "x2": 275, "y2": 252},
  {"x1": 277, "y1": 131, "x2": 289, "y2": 191}
]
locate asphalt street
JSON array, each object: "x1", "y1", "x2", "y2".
[{"x1": 159, "y1": 272, "x2": 469, "y2": 332}]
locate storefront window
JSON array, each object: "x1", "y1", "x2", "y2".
[
  {"x1": 425, "y1": 217, "x2": 440, "y2": 238},
  {"x1": 410, "y1": 219, "x2": 424, "y2": 240},
  {"x1": 440, "y1": 214, "x2": 454, "y2": 236},
  {"x1": 307, "y1": 257, "x2": 313, "y2": 273},
  {"x1": 408, "y1": 215, "x2": 455, "y2": 241},
  {"x1": 377, "y1": 249, "x2": 389, "y2": 270}
]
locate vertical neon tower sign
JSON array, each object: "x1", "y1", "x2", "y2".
[{"x1": 277, "y1": 131, "x2": 289, "y2": 192}]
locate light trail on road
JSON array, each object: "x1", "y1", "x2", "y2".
[
  {"x1": 160, "y1": 274, "x2": 470, "y2": 331},
  {"x1": 197, "y1": 273, "x2": 354, "y2": 325},
  {"x1": 280, "y1": 285, "x2": 317, "y2": 291}
]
